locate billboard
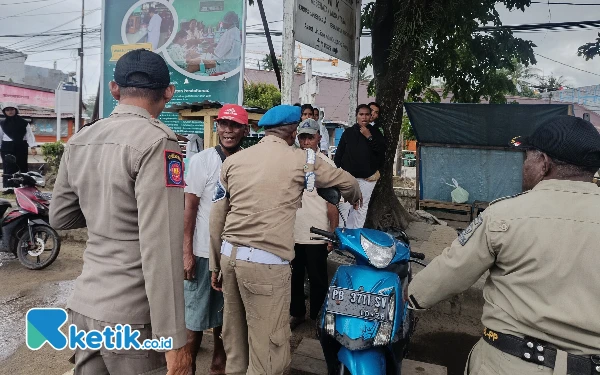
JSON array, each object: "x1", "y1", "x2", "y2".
[
  {"x1": 100, "y1": 0, "x2": 247, "y2": 135},
  {"x1": 0, "y1": 83, "x2": 55, "y2": 109},
  {"x1": 294, "y1": 0, "x2": 359, "y2": 64}
]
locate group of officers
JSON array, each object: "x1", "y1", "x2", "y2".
[{"x1": 49, "y1": 49, "x2": 600, "y2": 375}]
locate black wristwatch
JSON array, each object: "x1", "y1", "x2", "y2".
[{"x1": 367, "y1": 136, "x2": 373, "y2": 141}]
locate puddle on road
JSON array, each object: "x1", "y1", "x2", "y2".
[{"x1": 0, "y1": 280, "x2": 74, "y2": 361}]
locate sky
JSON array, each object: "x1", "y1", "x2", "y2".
[{"x1": 0, "y1": 0, "x2": 599, "y2": 101}]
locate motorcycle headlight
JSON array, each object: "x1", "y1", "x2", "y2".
[{"x1": 360, "y1": 235, "x2": 395, "y2": 268}]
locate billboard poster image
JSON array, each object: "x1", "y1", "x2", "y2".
[{"x1": 101, "y1": 0, "x2": 247, "y2": 135}]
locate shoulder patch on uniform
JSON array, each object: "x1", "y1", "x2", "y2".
[
  {"x1": 458, "y1": 214, "x2": 484, "y2": 246},
  {"x1": 165, "y1": 150, "x2": 184, "y2": 188},
  {"x1": 212, "y1": 179, "x2": 228, "y2": 202},
  {"x1": 489, "y1": 191, "x2": 528, "y2": 206}
]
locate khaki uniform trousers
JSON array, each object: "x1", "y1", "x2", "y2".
[
  {"x1": 221, "y1": 246, "x2": 292, "y2": 375},
  {"x1": 68, "y1": 310, "x2": 167, "y2": 375},
  {"x1": 466, "y1": 338, "x2": 571, "y2": 375}
]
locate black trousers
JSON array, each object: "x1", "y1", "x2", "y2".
[
  {"x1": 290, "y1": 243, "x2": 329, "y2": 320},
  {"x1": 1, "y1": 140, "x2": 28, "y2": 188}
]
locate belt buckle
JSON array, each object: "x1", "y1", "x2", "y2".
[{"x1": 591, "y1": 355, "x2": 600, "y2": 373}]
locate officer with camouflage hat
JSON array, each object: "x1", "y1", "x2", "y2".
[
  {"x1": 209, "y1": 105, "x2": 361, "y2": 375},
  {"x1": 407, "y1": 115, "x2": 600, "y2": 375},
  {"x1": 50, "y1": 49, "x2": 191, "y2": 375}
]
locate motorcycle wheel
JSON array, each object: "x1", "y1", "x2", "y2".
[{"x1": 16, "y1": 225, "x2": 61, "y2": 270}]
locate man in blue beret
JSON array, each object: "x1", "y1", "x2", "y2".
[{"x1": 208, "y1": 105, "x2": 362, "y2": 375}]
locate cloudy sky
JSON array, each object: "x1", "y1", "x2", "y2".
[{"x1": 1, "y1": 0, "x2": 599, "y2": 100}]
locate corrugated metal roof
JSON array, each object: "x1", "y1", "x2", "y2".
[{"x1": 165, "y1": 100, "x2": 267, "y2": 114}]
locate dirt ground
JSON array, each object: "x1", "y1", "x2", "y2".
[{"x1": 0, "y1": 220, "x2": 483, "y2": 375}]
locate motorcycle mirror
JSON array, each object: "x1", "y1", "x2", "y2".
[{"x1": 317, "y1": 187, "x2": 341, "y2": 205}]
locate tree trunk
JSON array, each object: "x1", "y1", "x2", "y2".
[{"x1": 364, "y1": 0, "x2": 415, "y2": 230}]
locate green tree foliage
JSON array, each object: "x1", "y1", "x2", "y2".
[
  {"x1": 243, "y1": 82, "x2": 281, "y2": 110},
  {"x1": 535, "y1": 74, "x2": 567, "y2": 92},
  {"x1": 261, "y1": 54, "x2": 282, "y2": 71},
  {"x1": 578, "y1": 33, "x2": 600, "y2": 61},
  {"x1": 40, "y1": 141, "x2": 65, "y2": 173},
  {"x1": 84, "y1": 96, "x2": 97, "y2": 119},
  {"x1": 362, "y1": 0, "x2": 536, "y2": 230}
]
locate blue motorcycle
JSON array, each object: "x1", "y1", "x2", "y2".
[{"x1": 310, "y1": 188, "x2": 426, "y2": 375}]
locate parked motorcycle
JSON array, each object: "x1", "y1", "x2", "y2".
[
  {"x1": 310, "y1": 188, "x2": 427, "y2": 375},
  {"x1": 0, "y1": 154, "x2": 60, "y2": 270}
]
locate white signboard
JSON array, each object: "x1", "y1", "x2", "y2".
[{"x1": 294, "y1": 0, "x2": 358, "y2": 64}]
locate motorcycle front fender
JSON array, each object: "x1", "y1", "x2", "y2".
[{"x1": 338, "y1": 346, "x2": 386, "y2": 375}]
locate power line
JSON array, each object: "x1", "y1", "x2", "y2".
[
  {"x1": 479, "y1": 19, "x2": 600, "y2": 32},
  {"x1": 3, "y1": 10, "x2": 99, "y2": 49},
  {"x1": 3, "y1": 8, "x2": 100, "y2": 18},
  {"x1": 0, "y1": 0, "x2": 53, "y2": 5},
  {"x1": 535, "y1": 53, "x2": 600, "y2": 77},
  {"x1": 0, "y1": 0, "x2": 69, "y2": 21}
]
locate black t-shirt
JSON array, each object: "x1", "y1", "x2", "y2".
[{"x1": 334, "y1": 124, "x2": 386, "y2": 179}]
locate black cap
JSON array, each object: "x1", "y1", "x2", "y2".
[
  {"x1": 114, "y1": 49, "x2": 170, "y2": 89},
  {"x1": 511, "y1": 115, "x2": 600, "y2": 168}
]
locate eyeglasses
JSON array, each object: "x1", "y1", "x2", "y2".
[{"x1": 217, "y1": 120, "x2": 245, "y2": 130}]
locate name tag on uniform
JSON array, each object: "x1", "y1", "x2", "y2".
[{"x1": 165, "y1": 151, "x2": 184, "y2": 188}]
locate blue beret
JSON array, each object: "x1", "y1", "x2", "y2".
[{"x1": 258, "y1": 105, "x2": 301, "y2": 127}]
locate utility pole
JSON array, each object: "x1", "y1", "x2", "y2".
[
  {"x1": 299, "y1": 59, "x2": 318, "y2": 105},
  {"x1": 76, "y1": 0, "x2": 84, "y2": 132},
  {"x1": 281, "y1": 0, "x2": 294, "y2": 104},
  {"x1": 347, "y1": 0, "x2": 361, "y2": 126},
  {"x1": 56, "y1": 81, "x2": 63, "y2": 142}
]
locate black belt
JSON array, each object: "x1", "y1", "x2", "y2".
[{"x1": 482, "y1": 327, "x2": 600, "y2": 375}]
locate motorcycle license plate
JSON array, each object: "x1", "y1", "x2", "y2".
[{"x1": 326, "y1": 287, "x2": 391, "y2": 322}]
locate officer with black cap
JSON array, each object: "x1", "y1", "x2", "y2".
[
  {"x1": 208, "y1": 105, "x2": 361, "y2": 375},
  {"x1": 407, "y1": 115, "x2": 600, "y2": 375},
  {"x1": 50, "y1": 49, "x2": 191, "y2": 375}
]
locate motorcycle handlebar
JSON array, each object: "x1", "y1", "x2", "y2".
[{"x1": 309, "y1": 227, "x2": 336, "y2": 241}]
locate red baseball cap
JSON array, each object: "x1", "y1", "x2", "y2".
[{"x1": 216, "y1": 104, "x2": 248, "y2": 125}]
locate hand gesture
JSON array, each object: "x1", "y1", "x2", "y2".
[
  {"x1": 353, "y1": 196, "x2": 363, "y2": 210},
  {"x1": 359, "y1": 127, "x2": 372, "y2": 139},
  {"x1": 31, "y1": 148, "x2": 37, "y2": 156},
  {"x1": 211, "y1": 271, "x2": 223, "y2": 292},
  {"x1": 165, "y1": 346, "x2": 192, "y2": 375},
  {"x1": 183, "y1": 252, "x2": 196, "y2": 280}
]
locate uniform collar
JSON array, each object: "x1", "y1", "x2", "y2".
[
  {"x1": 110, "y1": 104, "x2": 153, "y2": 119},
  {"x1": 259, "y1": 135, "x2": 290, "y2": 146},
  {"x1": 532, "y1": 179, "x2": 599, "y2": 194}
]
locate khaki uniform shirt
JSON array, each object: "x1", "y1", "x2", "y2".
[
  {"x1": 209, "y1": 135, "x2": 361, "y2": 270},
  {"x1": 408, "y1": 179, "x2": 600, "y2": 355},
  {"x1": 294, "y1": 151, "x2": 336, "y2": 244},
  {"x1": 49, "y1": 104, "x2": 187, "y2": 349}
]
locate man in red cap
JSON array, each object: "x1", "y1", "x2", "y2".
[{"x1": 183, "y1": 104, "x2": 248, "y2": 374}]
